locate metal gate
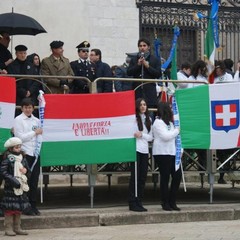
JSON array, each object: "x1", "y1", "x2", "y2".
[{"x1": 137, "y1": 0, "x2": 240, "y2": 68}]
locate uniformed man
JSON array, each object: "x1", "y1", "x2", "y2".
[
  {"x1": 41, "y1": 41, "x2": 74, "y2": 94},
  {"x1": 70, "y1": 41, "x2": 96, "y2": 93}
]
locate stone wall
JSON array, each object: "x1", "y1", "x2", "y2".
[{"x1": 1, "y1": 0, "x2": 139, "y2": 66}]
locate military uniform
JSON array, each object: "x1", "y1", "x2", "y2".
[
  {"x1": 41, "y1": 41, "x2": 74, "y2": 94},
  {"x1": 70, "y1": 59, "x2": 96, "y2": 93},
  {"x1": 70, "y1": 41, "x2": 96, "y2": 93}
]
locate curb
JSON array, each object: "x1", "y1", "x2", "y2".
[{"x1": 1, "y1": 205, "x2": 240, "y2": 230}]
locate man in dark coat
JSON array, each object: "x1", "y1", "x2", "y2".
[
  {"x1": 127, "y1": 38, "x2": 161, "y2": 108},
  {"x1": 90, "y1": 48, "x2": 113, "y2": 93},
  {"x1": 7, "y1": 45, "x2": 40, "y2": 116},
  {"x1": 0, "y1": 32, "x2": 13, "y2": 72},
  {"x1": 70, "y1": 41, "x2": 96, "y2": 93}
]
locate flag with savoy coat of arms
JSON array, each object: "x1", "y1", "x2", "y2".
[{"x1": 175, "y1": 82, "x2": 240, "y2": 149}]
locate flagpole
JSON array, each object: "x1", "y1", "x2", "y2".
[
  {"x1": 40, "y1": 167, "x2": 43, "y2": 203},
  {"x1": 36, "y1": 90, "x2": 46, "y2": 203},
  {"x1": 217, "y1": 149, "x2": 240, "y2": 170},
  {"x1": 181, "y1": 161, "x2": 187, "y2": 192},
  {"x1": 134, "y1": 161, "x2": 138, "y2": 198}
]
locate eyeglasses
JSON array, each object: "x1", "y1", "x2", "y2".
[{"x1": 81, "y1": 50, "x2": 89, "y2": 53}]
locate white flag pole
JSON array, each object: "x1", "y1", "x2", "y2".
[
  {"x1": 181, "y1": 161, "x2": 187, "y2": 192},
  {"x1": 135, "y1": 161, "x2": 138, "y2": 198}
]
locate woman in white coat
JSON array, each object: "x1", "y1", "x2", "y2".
[
  {"x1": 153, "y1": 102, "x2": 181, "y2": 211},
  {"x1": 129, "y1": 98, "x2": 153, "y2": 212}
]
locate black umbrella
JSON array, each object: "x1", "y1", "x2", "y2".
[{"x1": 0, "y1": 12, "x2": 47, "y2": 36}]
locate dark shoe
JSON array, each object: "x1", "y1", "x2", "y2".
[
  {"x1": 140, "y1": 206, "x2": 148, "y2": 212},
  {"x1": 170, "y1": 204, "x2": 181, "y2": 211},
  {"x1": 162, "y1": 203, "x2": 172, "y2": 211},
  {"x1": 129, "y1": 204, "x2": 145, "y2": 212},
  {"x1": 32, "y1": 207, "x2": 41, "y2": 216},
  {"x1": 136, "y1": 200, "x2": 148, "y2": 212},
  {"x1": 218, "y1": 179, "x2": 227, "y2": 184}
]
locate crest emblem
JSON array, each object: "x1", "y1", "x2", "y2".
[
  {"x1": 84, "y1": 41, "x2": 89, "y2": 47},
  {"x1": 211, "y1": 100, "x2": 239, "y2": 133}
]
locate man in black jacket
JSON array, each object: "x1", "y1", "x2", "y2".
[
  {"x1": 7, "y1": 45, "x2": 40, "y2": 116},
  {"x1": 127, "y1": 38, "x2": 161, "y2": 108},
  {"x1": 90, "y1": 48, "x2": 112, "y2": 93},
  {"x1": 0, "y1": 32, "x2": 13, "y2": 72}
]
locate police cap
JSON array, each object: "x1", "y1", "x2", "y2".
[{"x1": 76, "y1": 41, "x2": 90, "y2": 51}]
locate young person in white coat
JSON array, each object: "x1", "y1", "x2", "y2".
[
  {"x1": 129, "y1": 98, "x2": 153, "y2": 212},
  {"x1": 153, "y1": 102, "x2": 181, "y2": 211},
  {"x1": 13, "y1": 98, "x2": 42, "y2": 216}
]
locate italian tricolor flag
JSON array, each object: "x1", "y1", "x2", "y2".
[
  {"x1": 40, "y1": 91, "x2": 136, "y2": 166},
  {"x1": 204, "y1": 18, "x2": 216, "y2": 84},
  {"x1": 175, "y1": 82, "x2": 240, "y2": 149},
  {"x1": 0, "y1": 77, "x2": 16, "y2": 153}
]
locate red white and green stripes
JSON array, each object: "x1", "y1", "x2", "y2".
[
  {"x1": 40, "y1": 91, "x2": 136, "y2": 166},
  {"x1": 0, "y1": 77, "x2": 16, "y2": 153}
]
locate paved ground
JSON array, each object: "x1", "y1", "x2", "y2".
[
  {"x1": 1, "y1": 175, "x2": 240, "y2": 239},
  {"x1": 1, "y1": 220, "x2": 240, "y2": 240}
]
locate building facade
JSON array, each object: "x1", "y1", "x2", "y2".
[
  {"x1": 137, "y1": 0, "x2": 240, "y2": 67},
  {"x1": 1, "y1": 0, "x2": 239, "y2": 68}
]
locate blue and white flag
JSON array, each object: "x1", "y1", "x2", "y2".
[
  {"x1": 31, "y1": 90, "x2": 46, "y2": 171},
  {"x1": 171, "y1": 95, "x2": 182, "y2": 171}
]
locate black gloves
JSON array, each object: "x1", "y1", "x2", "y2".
[{"x1": 59, "y1": 79, "x2": 68, "y2": 87}]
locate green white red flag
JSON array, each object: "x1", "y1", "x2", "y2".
[
  {"x1": 0, "y1": 77, "x2": 16, "y2": 153},
  {"x1": 176, "y1": 83, "x2": 240, "y2": 149},
  {"x1": 204, "y1": 18, "x2": 216, "y2": 84},
  {"x1": 40, "y1": 91, "x2": 136, "y2": 166}
]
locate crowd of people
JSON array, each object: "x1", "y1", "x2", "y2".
[
  {"x1": 0, "y1": 32, "x2": 240, "y2": 235},
  {"x1": 0, "y1": 31, "x2": 239, "y2": 108}
]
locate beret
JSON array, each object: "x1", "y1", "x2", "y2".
[
  {"x1": 4, "y1": 137, "x2": 22, "y2": 148},
  {"x1": 50, "y1": 40, "x2": 64, "y2": 49},
  {"x1": 15, "y1": 45, "x2": 28, "y2": 51}
]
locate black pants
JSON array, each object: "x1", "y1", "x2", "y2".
[
  {"x1": 26, "y1": 155, "x2": 40, "y2": 207},
  {"x1": 154, "y1": 155, "x2": 182, "y2": 205},
  {"x1": 129, "y1": 152, "x2": 149, "y2": 203}
]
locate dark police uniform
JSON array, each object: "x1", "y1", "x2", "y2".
[
  {"x1": 70, "y1": 59, "x2": 96, "y2": 93},
  {"x1": 70, "y1": 41, "x2": 96, "y2": 93}
]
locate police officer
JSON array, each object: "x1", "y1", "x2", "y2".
[{"x1": 70, "y1": 41, "x2": 96, "y2": 93}]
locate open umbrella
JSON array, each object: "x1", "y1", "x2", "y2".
[{"x1": 0, "y1": 12, "x2": 47, "y2": 36}]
